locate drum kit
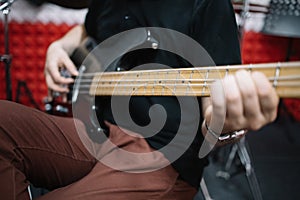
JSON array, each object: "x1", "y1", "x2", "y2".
[{"x1": 0, "y1": 0, "x2": 88, "y2": 101}]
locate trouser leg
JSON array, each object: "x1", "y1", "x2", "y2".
[
  {"x1": 0, "y1": 100, "x2": 97, "y2": 200},
  {"x1": 37, "y1": 122, "x2": 198, "y2": 200}
]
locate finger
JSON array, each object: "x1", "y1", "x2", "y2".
[
  {"x1": 47, "y1": 62, "x2": 75, "y2": 85},
  {"x1": 62, "y1": 93, "x2": 68, "y2": 103},
  {"x1": 208, "y1": 79, "x2": 226, "y2": 136},
  {"x1": 63, "y1": 56, "x2": 79, "y2": 76},
  {"x1": 45, "y1": 74, "x2": 69, "y2": 93},
  {"x1": 223, "y1": 74, "x2": 245, "y2": 131},
  {"x1": 251, "y1": 71, "x2": 279, "y2": 122},
  {"x1": 235, "y1": 70, "x2": 265, "y2": 130},
  {"x1": 47, "y1": 89, "x2": 53, "y2": 102},
  {"x1": 48, "y1": 64, "x2": 74, "y2": 84}
]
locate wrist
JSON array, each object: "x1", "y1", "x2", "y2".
[{"x1": 202, "y1": 119, "x2": 247, "y2": 144}]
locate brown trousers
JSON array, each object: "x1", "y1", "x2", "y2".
[{"x1": 0, "y1": 100, "x2": 197, "y2": 199}]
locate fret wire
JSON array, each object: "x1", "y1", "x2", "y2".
[
  {"x1": 162, "y1": 70, "x2": 167, "y2": 95},
  {"x1": 154, "y1": 72, "x2": 157, "y2": 95},
  {"x1": 117, "y1": 74, "x2": 122, "y2": 95},
  {"x1": 123, "y1": 74, "x2": 127, "y2": 94},
  {"x1": 202, "y1": 69, "x2": 210, "y2": 96},
  {"x1": 144, "y1": 73, "x2": 147, "y2": 94},
  {"x1": 130, "y1": 76, "x2": 134, "y2": 94},
  {"x1": 91, "y1": 75, "x2": 101, "y2": 96},
  {"x1": 151, "y1": 72, "x2": 154, "y2": 95},
  {"x1": 273, "y1": 62, "x2": 281, "y2": 88},
  {"x1": 225, "y1": 67, "x2": 229, "y2": 77},
  {"x1": 248, "y1": 64, "x2": 253, "y2": 72},
  {"x1": 174, "y1": 71, "x2": 180, "y2": 93},
  {"x1": 186, "y1": 70, "x2": 194, "y2": 95}
]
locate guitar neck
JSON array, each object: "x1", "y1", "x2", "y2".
[{"x1": 88, "y1": 61, "x2": 300, "y2": 98}]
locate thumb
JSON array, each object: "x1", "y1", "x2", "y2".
[
  {"x1": 207, "y1": 79, "x2": 226, "y2": 136},
  {"x1": 63, "y1": 55, "x2": 79, "y2": 76},
  {"x1": 198, "y1": 79, "x2": 226, "y2": 158}
]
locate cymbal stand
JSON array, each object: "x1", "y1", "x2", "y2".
[{"x1": 0, "y1": 0, "x2": 15, "y2": 100}]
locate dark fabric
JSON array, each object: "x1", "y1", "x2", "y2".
[
  {"x1": 84, "y1": 0, "x2": 241, "y2": 188},
  {"x1": 25, "y1": 0, "x2": 90, "y2": 8}
]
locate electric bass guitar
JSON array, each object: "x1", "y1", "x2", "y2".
[{"x1": 44, "y1": 38, "x2": 300, "y2": 134}]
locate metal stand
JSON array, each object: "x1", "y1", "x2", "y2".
[
  {"x1": 0, "y1": 0, "x2": 15, "y2": 100},
  {"x1": 199, "y1": 178, "x2": 213, "y2": 200},
  {"x1": 216, "y1": 137, "x2": 263, "y2": 200}
]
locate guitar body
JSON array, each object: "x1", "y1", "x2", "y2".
[
  {"x1": 45, "y1": 37, "x2": 102, "y2": 133},
  {"x1": 45, "y1": 29, "x2": 151, "y2": 134}
]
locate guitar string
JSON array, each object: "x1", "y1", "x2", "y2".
[
  {"x1": 63, "y1": 63, "x2": 300, "y2": 91},
  {"x1": 77, "y1": 80, "x2": 300, "y2": 88},
  {"x1": 77, "y1": 75, "x2": 300, "y2": 84},
  {"x1": 76, "y1": 62, "x2": 300, "y2": 78},
  {"x1": 77, "y1": 81, "x2": 300, "y2": 94},
  {"x1": 74, "y1": 75, "x2": 300, "y2": 91}
]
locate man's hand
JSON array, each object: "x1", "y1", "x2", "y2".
[
  {"x1": 202, "y1": 70, "x2": 279, "y2": 144},
  {"x1": 44, "y1": 41, "x2": 79, "y2": 100},
  {"x1": 44, "y1": 25, "x2": 87, "y2": 101}
]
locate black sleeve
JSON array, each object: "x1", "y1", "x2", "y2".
[
  {"x1": 46, "y1": 0, "x2": 90, "y2": 9},
  {"x1": 84, "y1": 0, "x2": 101, "y2": 40},
  {"x1": 26, "y1": 0, "x2": 90, "y2": 9},
  {"x1": 191, "y1": 0, "x2": 241, "y2": 66}
]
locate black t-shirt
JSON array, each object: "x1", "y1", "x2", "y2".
[{"x1": 84, "y1": 0, "x2": 241, "y2": 188}]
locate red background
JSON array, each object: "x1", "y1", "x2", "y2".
[{"x1": 0, "y1": 21, "x2": 299, "y2": 120}]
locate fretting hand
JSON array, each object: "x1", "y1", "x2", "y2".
[{"x1": 202, "y1": 69, "x2": 279, "y2": 145}]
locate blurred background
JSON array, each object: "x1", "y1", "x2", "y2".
[{"x1": 0, "y1": 0, "x2": 299, "y2": 199}]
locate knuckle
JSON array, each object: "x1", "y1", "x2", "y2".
[
  {"x1": 242, "y1": 88, "x2": 256, "y2": 99},
  {"x1": 235, "y1": 118, "x2": 245, "y2": 128},
  {"x1": 247, "y1": 116, "x2": 265, "y2": 130},
  {"x1": 228, "y1": 107, "x2": 243, "y2": 118},
  {"x1": 272, "y1": 96, "x2": 280, "y2": 109},
  {"x1": 225, "y1": 117, "x2": 245, "y2": 130},
  {"x1": 269, "y1": 110, "x2": 278, "y2": 122},
  {"x1": 248, "y1": 121, "x2": 263, "y2": 131},
  {"x1": 52, "y1": 76, "x2": 61, "y2": 83},
  {"x1": 226, "y1": 93, "x2": 240, "y2": 104},
  {"x1": 211, "y1": 98, "x2": 224, "y2": 111},
  {"x1": 257, "y1": 88, "x2": 270, "y2": 99}
]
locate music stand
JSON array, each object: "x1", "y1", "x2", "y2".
[{"x1": 0, "y1": 0, "x2": 15, "y2": 101}]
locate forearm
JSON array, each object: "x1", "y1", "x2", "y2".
[{"x1": 52, "y1": 24, "x2": 88, "y2": 55}]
